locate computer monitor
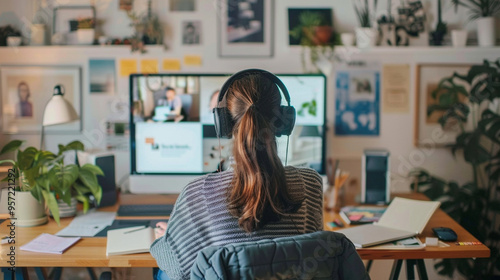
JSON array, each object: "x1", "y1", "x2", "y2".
[{"x1": 129, "y1": 73, "x2": 326, "y2": 193}]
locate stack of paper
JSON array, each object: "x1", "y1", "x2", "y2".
[
  {"x1": 56, "y1": 211, "x2": 116, "y2": 237},
  {"x1": 20, "y1": 233, "x2": 80, "y2": 254}
]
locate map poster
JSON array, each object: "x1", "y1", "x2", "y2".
[{"x1": 335, "y1": 66, "x2": 380, "y2": 136}]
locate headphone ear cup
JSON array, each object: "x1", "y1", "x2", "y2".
[
  {"x1": 275, "y1": 106, "x2": 296, "y2": 137},
  {"x1": 213, "y1": 107, "x2": 234, "y2": 139}
]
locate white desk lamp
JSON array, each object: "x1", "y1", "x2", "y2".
[{"x1": 40, "y1": 85, "x2": 79, "y2": 149}]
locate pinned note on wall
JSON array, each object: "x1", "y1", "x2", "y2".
[
  {"x1": 141, "y1": 59, "x2": 159, "y2": 74},
  {"x1": 119, "y1": 59, "x2": 138, "y2": 77},
  {"x1": 184, "y1": 55, "x2": 202, "y2": 67},
  {"x1": 162, "y1": 59, "x2": 181, "y2": 71}
]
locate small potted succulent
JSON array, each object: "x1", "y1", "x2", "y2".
[
  {"x1": 0, "y1": 140, "x2": 103, "y2": 225},
  {"x1": 76, "y1": 17, "x2": 95, "y2": 45}
]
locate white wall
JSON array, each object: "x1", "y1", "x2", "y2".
[{"x1": 1, "y1": 0, "x2": 498, "y2": 191}]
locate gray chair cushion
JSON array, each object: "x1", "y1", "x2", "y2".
[{"x1": 190, "y1": 231, "x2": 370, "y2": 280}]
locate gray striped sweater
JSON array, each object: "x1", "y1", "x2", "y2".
[{"x1": 150, "y1": 166, "x2": 324, "y2": 280}]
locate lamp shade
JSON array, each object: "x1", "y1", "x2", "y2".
[{"x1": 42, "y1": 86, "x2": 78, "y2": 126}]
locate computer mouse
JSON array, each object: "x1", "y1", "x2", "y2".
[{"x1": 432, "y1": 227, "x2": 458, "y2": 241}]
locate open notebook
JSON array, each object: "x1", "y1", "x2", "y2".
[
  {"x1": 106, "y1": 226, "x2": 155, "y2": 256},
  {"x1": 337, "y1": 197, "x2": 440, "y2": 248}
]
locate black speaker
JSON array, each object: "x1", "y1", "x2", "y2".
[
  {"x1": 362, "y1": 150, "x2": 390, "y2": 205},
  {"x1": 213, "y1": 69, "x2": 296, "y2": 139},
  {"x1": 77, "y1": 152, "x2": 118, "y2": 207}
]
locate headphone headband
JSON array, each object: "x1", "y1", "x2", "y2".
[
  {"x1": 213, "y1": 69, "x2": 295, "y2": 139},
  {"x1": 217, "y1": 69, "x2": 291, "y2": 106}
]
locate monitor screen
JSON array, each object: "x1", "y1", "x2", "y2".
[{"x1": 130, "y1": 73, "x2": 326, "y2": 175}]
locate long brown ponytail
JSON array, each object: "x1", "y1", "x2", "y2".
[{"x1": 226, "y1": 73, "x2": 301, "y2": 232}]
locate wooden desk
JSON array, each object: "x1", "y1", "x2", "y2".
[
  {"x1": 0, "y1": 193, "x2": 490, "y2": 269},
  {"x1": 325, "y1": 193, "x2": 490, "y2": 260}
]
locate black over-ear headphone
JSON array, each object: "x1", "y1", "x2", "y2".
[{"x1": 213, "y1": 69, "x2": 296, "y2": 139}]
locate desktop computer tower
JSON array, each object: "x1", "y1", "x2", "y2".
[
  {"x1": 77, "y1": 151, "x2": 117, "y2": 207},
  {"x1": 361, "y1": 150, "x2": 390, "y2": 205}
]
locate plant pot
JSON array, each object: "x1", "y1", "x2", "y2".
[
  {"x1": 356, "y1": 27, "x2": 378, "y2": 48},
  {"x1": 76, "y1": 29, "x2": 95, "y2": 45},
  {"x1": 379, "y1": 23, "x2": 396, "y2": 46},
  {"x1": 313, "y1": 26, "x2": 333, "y2": 45},
  {"x1": 30, "y1": 24, "x2": 46, "y2": 46},
  {"x1": 476, "y1": 17, "x2": 496, "y2": 47},
  {"x1": 341, "y1": 33, "x2": 355, "y2": 46},
  {"x1": 52, "y1": 197, "x2": 78, "y2": 218},
  {"x1": 451, "y1": 30, "x2": 468, "y2": 47},
  {"x1": 14, "y1": 191, "x2": 48, "y2": 227}
]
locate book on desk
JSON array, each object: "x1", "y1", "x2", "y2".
[
  {"x1": 337, "y1": 197, "x2": 440, "y2": 248},
  {"x1": 106, "y1": 226, "x2": 156, "y2": 256}
]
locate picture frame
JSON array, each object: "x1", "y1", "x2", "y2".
[
  {"x1": 414, "y1": 64, "x2": 473, "y2": 147},
  {"x1": 287, "y1": 8, "x2": 334, "y2": 46},
  {"x1": 0, "y1": 65, "x2": 82, "y2": 134},
  {"x1": 217, "y1": 0, "x2": 273, "y2": 57},
  {"x1": 53, "y1": 5, "x2": 96, "y2": 34},
  {"x1": 89, "y1": 59, "x2": 116, "y2": 95}
]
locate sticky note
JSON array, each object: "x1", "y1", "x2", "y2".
[
  {"x1": 119, "y1": 59, "x2": 138, "y2": 77},
  {"x1": 162, "y1": 59, "x2": 181, "y2": 71},
  {"x1": 184, "y1": 55, "x2": 202, "y2": 66},
  {"x1": 141, "y1": 59, "x2": 159, "y2": 74}
]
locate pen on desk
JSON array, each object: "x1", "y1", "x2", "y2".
[{"x1": 124, "y1": 226, "x2": 148, "y2": 234}]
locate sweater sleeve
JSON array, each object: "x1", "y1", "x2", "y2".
[
  {"x1": 299, "y1": 168, "x2": 324, "y2": 231},
  {"x1": 150, "y1": 190, "x2": 187, "y2": 279},
  {"x1": 150, "y1": 175, "x2": 210, "y2": 280}
]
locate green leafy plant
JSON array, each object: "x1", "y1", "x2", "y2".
[
  {"x1": 411, "y1": 59, "x2": 500, "y2": 279},
  {"x1": 451, "y1": 0, "x2": 500, "y2": 21},
  {"x1": 353, "y1": 0, "x2": 379, "y2": 28},
  {"x1": 77, "y1": 17, "x2": 94, "y2": 29},
  {"x1": 127, "y1": 0, "x2": 163, "y2": 53},
  {"x1": 0, "y1": 140, "x2": 103, "y2": 225},
  {"x1": 298, "y1": 99, "x2": 318, "y2": 117},
  {"x1": 289, "y1": 11, "x2": 339, "y2": 73}
]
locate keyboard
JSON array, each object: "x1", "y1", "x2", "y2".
[{"x1": 117, "y1": 204, "x2": 174, "y2": 217}]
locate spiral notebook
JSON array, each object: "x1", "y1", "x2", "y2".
[{"x1": 337, "y1": 197, "x2": 440, "y2": 248}]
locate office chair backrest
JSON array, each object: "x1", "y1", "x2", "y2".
[{"x1": 190, "y1": 231, "x2": 370, "y2": 280}]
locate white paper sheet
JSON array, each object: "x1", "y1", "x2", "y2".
[
  {"x1": 20, "y1": 233, "x2": 80, "y2": 254},
  {"x1": 56, "y1": 211, "x2": 116, "y2": 237}
]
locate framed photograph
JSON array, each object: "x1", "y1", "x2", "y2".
[
  {"x1": 170, "y1": 0, "x2": 195, "y2": 11},
  {"x1": 89, "y1": 59, "x2": 116, "y2": 94},
  {"x1": 53, "y1": 6, "x2": 96, "y2": 34},
  {"x1": 335, "y1": 67, "x2": 380, "y2": 136},
  {"x1": 0, "y1": 65, "x2": 82, "y2": 134},
  {"x1": 182, "y1": 21, "x2": 201, "y2": 45},
  {"x1": 217, "y1": 0, "x2": 273, "y2": 57},
  {"x1": 288, "y1": 8, "x2": 334, "y2": 46},
  {"x1": 415, "y1": 64, "x2": 473, "y2": 147}
]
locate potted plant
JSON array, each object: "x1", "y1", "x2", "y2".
[
  {"x1": 452, "y1": 0, "x2": 500, "y2": 46},
  {"x1": 0, "y1": 140, "x2": 103, "y2": 225},
  {"x1": 353, "y1": 0, "x2": 379, "y2": 48},
  {"x1": 76, "y1": 17, "x2": 95, "y2": 45},
  {"x1": 127, "y1": 0, "x2": 163, "y2": 53},
  {"x1": 289, "y1": 11, "x2": 338, "y2": 73},
  {"x1": 411, "y1": 59, "x2": 500, "y2": 278},
  {"x1": 430, "y1": 0, "x2": 449, "y2": 46}
]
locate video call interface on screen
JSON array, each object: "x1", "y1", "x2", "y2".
[{"x1": 130, "y1": 74, "x2": 326, "y2": 174}]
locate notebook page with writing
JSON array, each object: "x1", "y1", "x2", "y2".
[{"x1": 376, "y1": 197, "x2": 440, "y2": 234}]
